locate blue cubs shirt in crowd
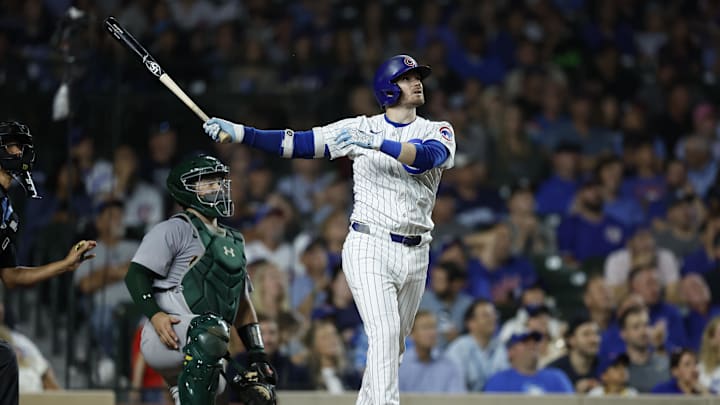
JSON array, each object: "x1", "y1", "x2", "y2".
[
  {"x1": 465, "y1": 256, "x2": 538, "y2": 301},
  {"x1": 483, "y1": 367, "x2": 574, "y2": 394},
  {"x1": 557, "y1": 214, "x2": 627, "y2": 261}
]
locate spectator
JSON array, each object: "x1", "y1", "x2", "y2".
[
  {"x1": 244, "y1": 205, "x2": 294, "y2": 275},
  {"x1": 550, "y1": 91, "x2": 616, "y2": 171},
  {"x1": 557, "y1": 179, "x2": 627, "y2": 265},
  {"x1": 683, "y1": 135, "x2": 718, "y2": 198},
  {"x1": 504, "y1": 184, "x2": 554, "y2": 256},
  {"x1": 276, "y1": 159, "x2": 335, "y2": 218},
  {"x1": 484, "y1": 331, "x2": 573, "y2": 394},
  {"x1": 604, "y1": 227, "x2": 680, "y2": 304},
  {"x1": 620, "y1": 139, "x2": 665, "y2": 209},
  {"x1": 618, "y1": 305, "x2": 670, "y2": 392},
  {"x1": 418, "y1": 262, "x2": 473, "y2": 348},
  {"x1": 0, "y1": 326, "x2": 60, "y2": 393},
  {"x1": 492, "y1": 103, "x2": 547, "y2": 187},
  {"x1": 311, "y1": 266, "x2": 362, "y2": 348},
  {"x1": 229, "y1": 314, "x2": 311, "y2": 393},
  {"x1": 68, "y1": 128, "x2": 113, "y2": 202},
  {"x1": 109, "y1": 144, "x2": 164, "y2": 239},
  {"x1": 247, "y1": 260, "x2": 291, "y2": 321},
  {"x1": 682, "y1": 214, "x2": 720, "y2": 277},
  {"x1": 652, "y1": 191, "x2": 701, "y2": 260},
  {"x1": 652, "y1": 348, "x2": 710, "y2": 394},
  {"x1": 698, "y1": 316, "x2": 720, "y2": 394},
  {"x1": 303, "y1": 319, "x2": 361, "y2": 393},
  {"x1": 430, "y1": 191, "x2": 471, "y2": 253},
  {"x1": 595, "y1": 156, "x2": 645, "y2": 228},
  {"x1": 499, "y1": 284, "x2": 566, "y2": 343},
  {"x1": 445, "y1": 299, "x2": 508, "y2": 392},
  {"x1": 524, "y1": 304, "x2": 565, "y2": 367},
  {"x1": 398, "y1": 310, "x2": 466, "y2": 393},
  {"x1": 291, "y1": 238, "x2": 330, "y2": 318},
  {"x1": 682, "y1": 274, "x2": 720, "y2": 351},
  {"x1": 628, "y1": 265, "x2": 687, "y2": 350},
  {"x1": 534, "y1": 142, "x2": 580, "y2": 216},
  {"x1": 547, "y1": 316, "x2": 602, "y2": 393},
  {"x1": 582, "y1": 274, "x2": 614, "y2": 331},
  {"x1": 448, "y1": 155, "x2": 504, "y2": 229},
  {"x1": 0, "y1": 303, "x2": 60, "y2": 393},
  {"x1": 587, "y1": 353, "x2": 638, "y2": 396},
  {"x1": 74, "y1": 199, "x2": 139, "y2": 359},
  {"x1": 129, "y1": 320, "x2": 166, "y2": 404},
  {"x1": 140, "y1": 121, "x2": 179, "y2": 193},
  {"x1": 464, "y1": 222, "x2": 538, "y2": 304}
]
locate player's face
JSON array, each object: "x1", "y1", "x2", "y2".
[{"x1": 395, "y1": 71, "x2": 425, "y2": 107}]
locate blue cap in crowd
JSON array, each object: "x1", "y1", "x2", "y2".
[
  {"x1": 506, "y1": 331, "x2": 543, "y2": 348},
  {"x1": 596, "y1": 352, "x2": 630, "y2": 377}
]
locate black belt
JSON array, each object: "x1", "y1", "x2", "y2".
[{"x1": 351, "y1": 222, "x2": 421, "y2": 247}]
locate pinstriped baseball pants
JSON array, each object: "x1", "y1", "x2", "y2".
[{"x1": 342, "y1": 229, "x2": 429, "y2": 405}]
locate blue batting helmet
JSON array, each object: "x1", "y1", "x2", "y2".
[{"x1": 373, "y1": 55, "x2": 431, "y2": 108}]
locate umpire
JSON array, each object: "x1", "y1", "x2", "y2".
[{"x1": 0, "y1": 121, "x2": 96, "y2": 405}]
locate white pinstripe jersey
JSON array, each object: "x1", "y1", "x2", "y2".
[{"x1": 313, "y1": 114, "x2": 456, "y2": 235}]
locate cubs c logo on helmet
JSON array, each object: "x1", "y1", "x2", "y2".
[
  {"x1": 404, "y1": 57, "x2": 417, "y2": 67},
  {"x1": 439, "y1": 126, "x2": 453, "y2": 142}
]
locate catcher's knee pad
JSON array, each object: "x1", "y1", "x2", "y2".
[{"x1": 178, "y1": 313, "x2": 230, "y2": 405}]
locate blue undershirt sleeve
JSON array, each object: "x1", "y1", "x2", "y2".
[
  {"x1": 242, "y1": 127, "x2": 318, "y2": 158},
  {"x1": 411, "y1": 140, "x2": 449, "y2": 171},
  {"x1": 377, "y1": 139, "x2": 449, "y2": 171}
]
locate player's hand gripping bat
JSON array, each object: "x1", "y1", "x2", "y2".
[{"x1": 103, "y1": 16, "x2": 231, "y2": 143}]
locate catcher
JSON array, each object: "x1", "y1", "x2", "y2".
[{"x1": 124, "y1": 154, "x2": 276, "y2": 405}]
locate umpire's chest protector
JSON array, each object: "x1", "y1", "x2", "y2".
[{"x1": 180, "y1": 212, "x2": 247, "y2": 324}]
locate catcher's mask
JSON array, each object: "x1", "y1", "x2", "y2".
[
  {"x1": 167, "y1": 154, "x2": 233, "y2": 218},
  {"x1": 0, "y1": 121, "x2": 40, "y2": 198}
]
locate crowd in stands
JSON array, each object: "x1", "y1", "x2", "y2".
[{"x1": 4, "y1": 0, "x2": 720, "y2": 400}]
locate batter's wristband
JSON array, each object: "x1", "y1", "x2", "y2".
[{"x1": 238, "y1": 322, "x2": 265, "y2": 353}]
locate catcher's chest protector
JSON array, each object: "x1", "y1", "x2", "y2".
[{"x1": 180, "y1": 212, "x2": 247, "y2": 323}]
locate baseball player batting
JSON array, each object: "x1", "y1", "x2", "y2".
[
  {"x1": 203, "y1": 54, "x2": 456, "y2": 405},
  {"x1": 0, "y1": 121, "x2": 96, "y2": 405},
  {"x1": 124, "y1": 154, "x2": 276, "y2": 405}
]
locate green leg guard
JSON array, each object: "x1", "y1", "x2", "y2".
[{"x1": 178, "y1": 313, "x2": 230, "y2": 405}]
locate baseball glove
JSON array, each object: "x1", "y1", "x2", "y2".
[{"x1": 230, "y1": 369, "x2": 277, "y2": 405}]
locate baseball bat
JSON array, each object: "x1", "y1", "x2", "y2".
[{"x1": 103, "y1": 16, "x2": 231, "y2": 143}]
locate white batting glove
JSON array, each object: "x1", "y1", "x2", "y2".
[
  {"x1": 203, "y1": 117, "x2": 244, "y2": 143},
  {"x1": 335, "y1": 128, "x2": 383, "y2": 150}
]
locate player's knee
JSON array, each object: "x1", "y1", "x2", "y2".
[{"x1": 185, "y1": 313, "x2": 230, "y2": 359}]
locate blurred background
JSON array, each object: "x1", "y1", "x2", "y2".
[{"x1": 2, "y1": 0, "x2": 720, "y2": 403}]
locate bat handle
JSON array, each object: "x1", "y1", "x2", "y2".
[{"x1": 197, "y1": 111, "x2": 231, "y2": 143}]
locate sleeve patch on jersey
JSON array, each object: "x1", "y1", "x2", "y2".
[{"x1": 439, "y1": 126, "x2": 453, "y2": 142}]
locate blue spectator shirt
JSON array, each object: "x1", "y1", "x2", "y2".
[
  {"x1": 445, "y1": 334, "x2": 509, "y2": 391},
  {"x1": 685, "y1": 305, "x2": 720, "y2": 351},
  {"x1": 483, "y1": 367, "x2": 574, "y2": 394},
  {"x1": 465, "y1": 256, "x2": 538, "y2": 302},
  {"x1": 651, "y1": 378, "x2": 684, "y2": 394},
  {"x1": 419, "y1": 291, "x2": 474, "y2": 348},
  {"x1": 603, "y1": 195, "x2": 646, "y2": 228},
  {"x1": 681, "y1": 248, "x2": 718, "y2": 276},
  {"x1": 398, "y1": 349, "x2": 467, "y2": 393},
  {"x1": 598, "y1": 302, "x2": 687, "y2": 360},
  {"x1": 535, "y1": 175, "x2": 578, "y2": 216},
  {"x1": 557, "y1": 214, "x2": 627, "y2": 262}
]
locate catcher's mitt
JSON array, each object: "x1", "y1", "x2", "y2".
[{"x1": 230, "y1": 369, "x2": 277, "y2": 405}]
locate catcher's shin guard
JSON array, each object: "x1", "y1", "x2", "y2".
[{"x1": 178, "y1": 313, "x2": 230, "y2": 405}]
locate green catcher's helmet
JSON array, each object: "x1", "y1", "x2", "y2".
[{"x1": 167, "y1": 154, "x2": 233, "y2": 218}]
